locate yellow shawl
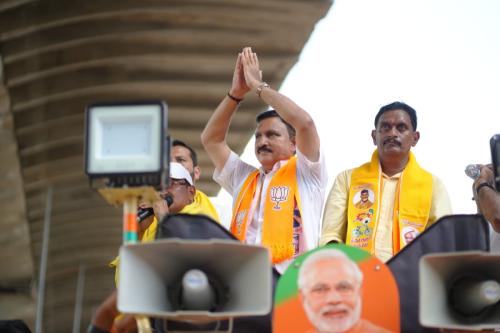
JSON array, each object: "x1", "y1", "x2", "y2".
[{"x1": 346, "y1": 149, "x2": 432, "y2": 254}]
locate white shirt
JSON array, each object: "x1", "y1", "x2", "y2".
[{"x1": 214, "y1": 149, "x2": 327, "y2": 273}]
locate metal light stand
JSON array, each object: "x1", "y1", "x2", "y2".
[{"x1": 98, "y1": 186, "x2": 160, "y2": 333}]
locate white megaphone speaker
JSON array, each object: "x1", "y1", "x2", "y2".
[
  {"x1": 420, "y1": 251, "x2": 500, "y2": 330},
  {"x1": 117, "y1": 238, "x2": 272, "y2": 327}
]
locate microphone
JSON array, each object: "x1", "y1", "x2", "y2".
[
  {"x1": 164, "y1": 194, "x2": 174, "y2": 207},
  {"x1": 136, "y1": 194, "x2": 174, "y2": 223},
  {"x1": 465, "y1": 164, "x2": 482, "y2": 180},
  {"x1": 450, "y1": 276, "x2": 500, "y2": 317},
  {"x1": 137, "y1": 207, "x2": 154, "y2": 223}
]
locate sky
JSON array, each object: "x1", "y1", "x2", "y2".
[{"x1": 215, "y1": 0, "x2": 500, "y2": 223}]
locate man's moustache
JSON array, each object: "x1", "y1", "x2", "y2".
[
  {"x1": 257, "y1": 146, "x2": 272, "y2": 153},
  {"x1": 383, "y1": 138, "x2": 401, "y2": 146},
  {"x1": 320, "y1": 304, "x2": 350, "y2": 317}
]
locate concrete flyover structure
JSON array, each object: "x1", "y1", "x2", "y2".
[{"x1": 0, "y1": 1, "x2": 332, "y2": 332}]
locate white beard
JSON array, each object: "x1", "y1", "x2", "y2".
[{"x1": 303, "y1": 298, "x2": 362, "y2": 333}]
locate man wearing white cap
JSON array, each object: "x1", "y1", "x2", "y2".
[
  {"x1": 170, "y1": 139, "x2": 220, "y2": 223},
  {"x1": 110, "y1": 161, "x2": 197, "y2": 269},
  {"x1": 146, "y1": 162, "x2": 196, "y2": 224},
  {"x1": 139, "y1": 162, "x2": 221, "y2": 243},
  {"x1": 94, "y1": 163, "x2": 208, "y2": 333}
]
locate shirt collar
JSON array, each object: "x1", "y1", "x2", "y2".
[
  {"x1": 259, "y1": 158, "x2": 290, "y2": 175},
  {"x1": 382, "y1": 171, "x2": 402, "y2": 180}
]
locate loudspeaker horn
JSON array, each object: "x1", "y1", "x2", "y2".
[
  {"x1": 117, "y1": 238, "x2": 272, "y2": 324},
  {"x1": 420, "y1": 251, "x2": 500, "y2": 330}
]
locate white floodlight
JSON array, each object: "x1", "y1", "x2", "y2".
[{"x1": 84, "y1": 101, "x2": 167, "y2": 188}]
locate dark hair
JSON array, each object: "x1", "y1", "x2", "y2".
[
  {"x1": 172, "y1": 139, "x2": 198, "y2": 166},
  {"x1": 361, "y1": 189, "x2": 369, "y2": 194},
  {"x1": 374, "y1": 101, "x2": 417, "y2": 131},
  {"x1": 256, "y1": 110, "x2": 296, "y2": 140}
]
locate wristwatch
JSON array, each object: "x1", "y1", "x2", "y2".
[
  {"x1": 256, "y1": 82, "x2": 270, "y2": 98},
  {"x1": 475, "y1": 182, "x2": 495, "y2": 196}
]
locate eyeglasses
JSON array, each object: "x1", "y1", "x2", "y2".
[{"x1": 169, "y1": 178, "x2": 190, "y2": 187}]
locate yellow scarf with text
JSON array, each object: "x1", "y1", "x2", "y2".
[
  {"x1": 230, "y1": 157, "x2": 301, "y2": 263},
  {"x1": 346, "y1": 150, "x2": 433, "y2": 254}
]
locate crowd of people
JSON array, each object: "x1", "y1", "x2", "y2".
[{"x1": 88, "y1": 47, "x2": 500, "y2": 333}]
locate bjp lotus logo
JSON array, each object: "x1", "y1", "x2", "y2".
[{"x1": 270, "y1": 186, "x2": 289, "y2": 210}]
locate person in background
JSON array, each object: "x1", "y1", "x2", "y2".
[{"x1": 170, "y1": 139, "x2": 220, "y2": 222}]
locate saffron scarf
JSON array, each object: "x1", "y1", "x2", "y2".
[
  {"x1": 346, "y1": 150, "x2": 433, "y2": 254},
  {"x1": 230, "y1": 157, "x2": 301, "y2": 263}
]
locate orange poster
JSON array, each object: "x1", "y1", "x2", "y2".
[{"x1": 274, "y1": 244, "x2": 400, "y2": 333}]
